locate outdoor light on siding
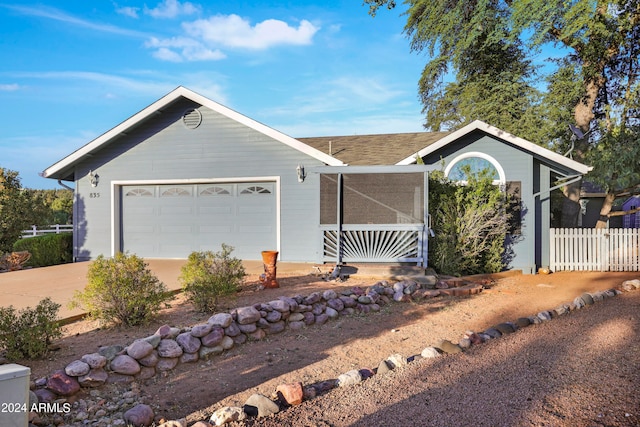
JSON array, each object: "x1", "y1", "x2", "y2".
[
  {"x1": 88, "y1": 170, "x2": 99, "y2": 187},
  {"x1": 297, "y1": 164, "x2": 306, "y2": 183}
]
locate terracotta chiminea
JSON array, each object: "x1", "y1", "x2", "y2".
[{"x1": 260, "y1": 250, "x2": 279, "y2": 288}]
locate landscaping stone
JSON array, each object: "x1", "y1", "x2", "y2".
[
  {"x1": 123, "y1": 403, "x2": 154, "y2": 427},
  {"x1": 209, "y1": 407, "x2": 245, "y2": 426},
  {"x1": 65, "y1": 360, "x2": 90, "y2": 377},
  {"x1": 127, "y1": 340, "x2": 154, "y2": 360},
  {"x1": 208, "y1": 313, "x2": 233, "y2": 328},
  {"x1": 244, "y1": 394, "x2": 280, "y2": 418},
  {"x1": 276, "y1": 382, "x2": 304, "y2": 405},
  {"x1": 190, "y1": 323, "x2": 213, "y2": 338},
  {"x1": 176, "y1": 332, "x2": 201, "y2": 354},
  {"x1": 337, "y1": 369, "x2": 363, "y2": 387},
  {"x1": 157, "y1": 339, "x2": 183, "y2": 358},
  {"x1": 46, "y1": 370, "x2": 80, "y2": 396},
  {"x1": 110, "y1": 355, "x2": 141, "y2": 375}
]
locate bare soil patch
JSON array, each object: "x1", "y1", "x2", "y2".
[{"x1": 16, "y1": 270, "x2": 640, "y2": 425}]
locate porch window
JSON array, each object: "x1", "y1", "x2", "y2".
[{"x1": 320, "y1": 173, "x2": 424, "y2": 225}]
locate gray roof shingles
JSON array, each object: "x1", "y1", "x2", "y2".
[{"x1": 297, "y1": 132, "x2": 450, "y2": 165}]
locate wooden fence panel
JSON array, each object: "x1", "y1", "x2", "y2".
[{"x1": 550, "y1": 228, "x2": 640, "y2": 272}]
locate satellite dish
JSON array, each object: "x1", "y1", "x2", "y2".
[{"x1": 569, "y1": 124, "x2": 585, "y2": 140}]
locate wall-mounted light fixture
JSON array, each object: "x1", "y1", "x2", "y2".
[
  {"x1": 88, "y1": 170, "x2": 100, "y2": 187},
  {"x1": 296, "y1": 164, "x2": 306, "y2": 183}
]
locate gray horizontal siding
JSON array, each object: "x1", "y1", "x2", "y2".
[
  {"x1": 423, "y1": 131, "x2": 536, "y2": 273},
  {"x1": 73, "y1": 98, "x2": 324, "y2": 262}
]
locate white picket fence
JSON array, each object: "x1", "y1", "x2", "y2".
[
  {"x1": 550, "y1": 228, "x2": 640, "y2": 272},
  {"x1": 21, "y1": 224, "x2": 73, "y2": 238}
]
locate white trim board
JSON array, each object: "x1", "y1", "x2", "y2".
[
  {"x1": 396, "y1": 120, "x2": 592, "y2": 175},
  {"x1": 43, "y1": 86, "x2": 344, "y2": 180}
]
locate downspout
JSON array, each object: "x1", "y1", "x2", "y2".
[{"x1": 57, "y1": 180, "x2": 74, "y2": 191}]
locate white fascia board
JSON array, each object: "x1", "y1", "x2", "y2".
[
  {"x1": 396, "y1": 120, "x2": 593, "y2": 175},
  {"x1": 43, "y1": 86, "x2": 344, "y2": 179}
]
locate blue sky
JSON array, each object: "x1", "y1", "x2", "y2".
[{"x1": 0, "y1": 0, "x2": 428, "y2": 189}]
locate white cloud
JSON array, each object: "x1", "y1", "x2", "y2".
[
  {"x1": 144, "y1": 0, "x2": 200, "y2": 19},
  {"x1": 0, "y1": 83, "x2": 20, "y2": 91},
  {"x1": 152, "y1": 47, "x2": 184, "y2": 62},
  {"x1": 183, "y1": 14, "x2": 319, "y2": 50},
  {"x1": 145, "y1": 36, "x2": 226, "y2": 62},
  {"x1": 115, "y1": 6, "x2": 140, "y2": 18}
]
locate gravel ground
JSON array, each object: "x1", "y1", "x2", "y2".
[{"x1": 241, "y1": 291, "x2": 640, "y2": 427}]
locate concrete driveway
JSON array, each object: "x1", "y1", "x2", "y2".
[{"x1": 0, "y1": 260, "x2": 319, "y2": 320}]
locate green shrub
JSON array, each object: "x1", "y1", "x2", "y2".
[
  {"x1": 13, "y1": 233, "x2": 73, "y2": 267},
  {"x1": 180, "y1": 244, "x2": 246, "y2": 312},
  {"x1": 0, "y1": 298, "x2": 62, "y2": 360},
  {"x1": 429, "y1": 168, "x2": 511, "y2": 276},
  {"x1": 70, "y1": 253, "x2": 173, "y2": 327}
]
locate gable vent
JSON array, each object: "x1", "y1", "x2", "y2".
[{"x1": 182, "y1": 108, "x2": 202, "y2": 129}]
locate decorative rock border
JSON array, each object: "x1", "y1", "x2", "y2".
[
  {"x1": 26, "y1": 277, "x2": 640, "y2": 427},
  {"x1": 201, "y1": 278, "x2": 640, "y2": 427}
]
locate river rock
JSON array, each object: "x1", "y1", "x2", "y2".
[
  {"x1": 201, "y1": 327, "x2": 225, "y2": 347},
  {"x1": 268, "y1": 299, "x2": 290, "y2": 313},
  {"x1": 110, "y1": 355, "x2": 141, "y2": 375},
  {"x1": 421, "y1": 347, "x2": 441, "y2": 358},
  {"x1": 156, "y1": 357, "x2": 179, "y2": 371},
  {"x1": 157, "y1": 339, "x2": 183, "y2": 358},
  {"x1": 78, "y1": 368, "x2": 108, "y2": 387},
  {"x1": 190, "y1": 323, "x2": 213, "y2": 338},
  {"x1": 386, "y1": 353, "x2": 408, "y2": 368},
  {"x1": 436, "y1": 340, "x2": 462, "y2": 354},
  {"x1": 123, "y1": 403, "x2": 154, "y2": 427},
  {"x1": 209, "y1": 406, "x2": 245, "y2": 426},
  {"x1": 244, "y1": 393, "x2": 280, "y2": 418},
  {"x1": 208, "y1": 313, "x2": 233, "y2": 328},
  {"x1": 81, "y1": 352, "x2": 107, "y2": 369},
  {"x1": 236, "y1": 306, "x2": 261, "y2": 324},
  {"x1": 127, "y1": 340, "x2": 154, "y2": 360},
  {"x1": 65, "y1": 360, "x2": 90, "y2": 377},
  {"x1": 98, "y1": 345, "x2": 124, "y2": 361},
  {"x1": 138, "y1": 350, "x2": 159, "y2": 367},
  {"x1": 224, "y1": 321, "x2": 241, "y2": 337},
  {"x1": 266, "y1": 310, "x2": 282, "y2": 322},
  {"x1": 46, "y1": 370, "x2": 80, "y2": 396},
  {"x1": 337, "y1": 369, "x2": 362, "y2": 387},
  {"x1": 176, "y1": 332, "x2": 201, "y2": 354},
  {"x1": 276, "y1": 382, "x2": 304, "y2": 405}
]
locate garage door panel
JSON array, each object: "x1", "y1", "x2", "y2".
[
  {"x1": 238, "y1": 225, "x2": 273, "y2": 233},
  {"x1": 160, "y1": 206, "x2": 193, "y2": 215},
  {"x1": 122, "y1": 181, "x2": 276, "y2": 259},
  {"x1": 199, "y1": 206, "x2": 232, "y2": 214},
  {"x1": 199, "y1": 225, "x2": 233, "y2": 233}
]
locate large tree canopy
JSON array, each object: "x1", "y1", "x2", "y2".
[{"x1": 366, "y1": 0, "x2": 640, "y2": 226}]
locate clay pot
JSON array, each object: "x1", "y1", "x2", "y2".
[{"x1": 261, "y1": 251, "x2": 279, "y2": 288}]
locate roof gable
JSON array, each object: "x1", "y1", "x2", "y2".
[
  {"x1": 43, "y1": 86, "x2": 344, "y2": 180},
  {"x1": 396, "y1": 120, "x2": 592, "y2": 175}
]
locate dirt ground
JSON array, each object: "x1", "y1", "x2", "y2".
[{"x1": 16, "y1": 269, "x2": 640, "y2": 424}]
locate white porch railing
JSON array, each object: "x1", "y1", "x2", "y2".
[
  {"x1": 550, "y1": 228, "x2": 640, "y2": 272},
  {"x1": 321, "y1": 224, "x2": 426, "y2": 265},
  {"x1": 21, "y1": 224, "x2": 73, "y2": 239}
]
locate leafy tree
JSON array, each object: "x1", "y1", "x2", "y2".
[
  {"x1": 0, "y1": 168, "x2": 74, "y2": 253},
  {"x1": 0, "y1": 168, "x2": 39, "y2": 253},
  {"x1": 366, "y1": 0, "x2": 640, "y2": 227}
]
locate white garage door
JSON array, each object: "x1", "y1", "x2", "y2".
[{"x1": 121, "y1": 182, "x2": 276, "y2": 259}]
